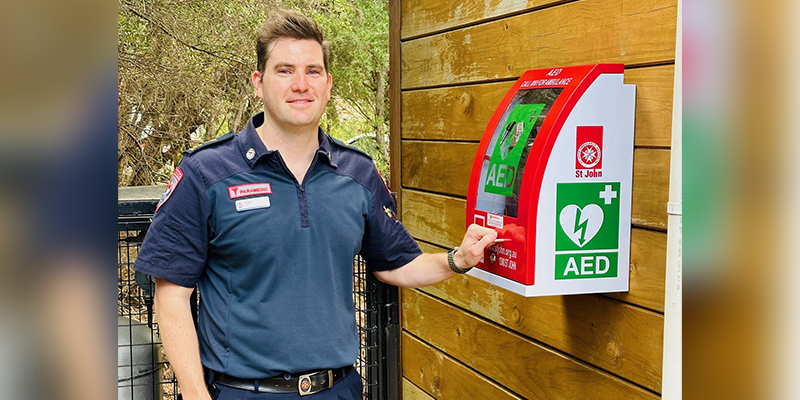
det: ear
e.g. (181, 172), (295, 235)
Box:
(325, 73), (332, 101)
(252, 70), (264, 99)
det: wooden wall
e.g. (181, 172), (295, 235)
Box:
(389, 0), (677, 398)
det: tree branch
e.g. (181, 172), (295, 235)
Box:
(121, 2), (248, 68)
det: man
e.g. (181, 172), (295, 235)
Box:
(134, 9), (497, 400)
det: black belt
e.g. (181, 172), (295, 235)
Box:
(209, 366), (352, 396)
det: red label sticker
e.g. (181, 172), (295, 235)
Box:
(575, 126), (603, 170)
(156, 167), (184, 212)
(228, 183), (272, 199)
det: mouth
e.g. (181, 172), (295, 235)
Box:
(287, 99), (313, 104)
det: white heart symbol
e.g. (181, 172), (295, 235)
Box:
(559, 204), (604, 247)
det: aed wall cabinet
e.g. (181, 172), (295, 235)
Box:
(466, 64), (635, 297)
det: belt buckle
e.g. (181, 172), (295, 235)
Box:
(298, 370), (333, 396)
(298, 373), (313, 396)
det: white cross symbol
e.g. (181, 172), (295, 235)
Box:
(599, 185), (617, 204)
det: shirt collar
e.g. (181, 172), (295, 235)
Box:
(236, 112), (337, 169)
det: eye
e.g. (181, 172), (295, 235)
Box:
(278, 68), (292, 74)
(307, 69), (321, 75)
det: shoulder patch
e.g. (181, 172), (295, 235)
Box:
(184, 130), (235, 156)
(156, 167), (183, 212)
(328, 136), (372, 160)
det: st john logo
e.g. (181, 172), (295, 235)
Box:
(575, 126), (603, 179)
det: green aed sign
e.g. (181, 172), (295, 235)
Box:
(555, 252), (618, 280)
(484, 104), (545, 196)
(555, 182), (621, 280)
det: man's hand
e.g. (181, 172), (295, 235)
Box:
(372, 224), (498, 288)
(452, 224), (498, 270)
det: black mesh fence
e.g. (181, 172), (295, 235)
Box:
(117, 192), (398, 399)
(118, 216), (176, 400)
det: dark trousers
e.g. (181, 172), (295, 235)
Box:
(206, 368), (363, 400)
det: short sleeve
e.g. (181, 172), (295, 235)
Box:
(133, 157), (210, 287)
(359, 168), (422, 272)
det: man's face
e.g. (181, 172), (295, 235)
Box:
(252, 38), (332, 132)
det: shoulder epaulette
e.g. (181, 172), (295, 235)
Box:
(328, 135), (372, 160)
(184, 131), (235, 156)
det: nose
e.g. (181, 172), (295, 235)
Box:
(292, 73), (309, 92)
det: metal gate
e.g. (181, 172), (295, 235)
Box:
(118, 186), (399, 400)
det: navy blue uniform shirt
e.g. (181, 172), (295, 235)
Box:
(134, 112), (421, 378)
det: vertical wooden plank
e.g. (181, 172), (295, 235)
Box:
(390, 3), (406, 398)
(390, 0), (403, 214)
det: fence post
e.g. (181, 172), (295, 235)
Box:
(382, 284), (401, 400)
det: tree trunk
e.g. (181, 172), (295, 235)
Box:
(205, 110), (217, 142)
(232, 82), (250, 132)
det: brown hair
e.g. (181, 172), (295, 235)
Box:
(256, 9), (330, 75)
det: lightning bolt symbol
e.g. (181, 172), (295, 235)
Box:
(573, 209), (590, 246)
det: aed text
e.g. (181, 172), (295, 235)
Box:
(555, 252), (618, 280)
(575, 169), (602, 178)
(486, 164), (516, 188)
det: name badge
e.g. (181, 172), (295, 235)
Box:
(235, 196), (270, 212)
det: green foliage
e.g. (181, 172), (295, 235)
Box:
(315, 0), (390, 178)
(118, 0), (390, 185)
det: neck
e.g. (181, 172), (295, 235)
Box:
(255, 118), (321, 184)
(256, 118), (320, 156)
